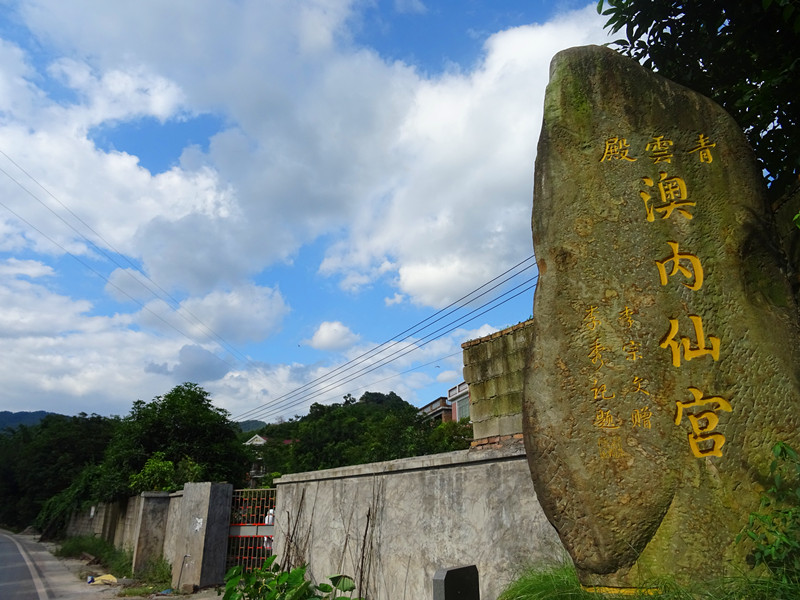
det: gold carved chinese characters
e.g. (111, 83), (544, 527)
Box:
(600, 132), (732, 459)
(583, 303), (651, 458)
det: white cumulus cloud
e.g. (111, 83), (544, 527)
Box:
(307, 321), (361, 351)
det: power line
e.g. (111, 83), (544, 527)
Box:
(0, 150), (538, 418)
(251, 275), (537, 420)
(0, 151), (252, 366)
(233, 254), (535, 420)
(232, 255), (537, 421)
(249, 277), (537, 421)
(238, 270), (538, 422)
(253, 350), (464, 422)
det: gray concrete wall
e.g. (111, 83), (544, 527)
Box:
(112, 496), (139, 552)
(132, 492), (171, 574)
(462, 320), (533, 443)
(163, 491), (184, 565)
(66, 503), (110, 539)
(66, 484), (230, 590)
(65, 496), (140, 556)
(170, 482), (233, 593)
(274, 442), (563, 600)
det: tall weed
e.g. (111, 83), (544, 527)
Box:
(55, 535), (132, 578)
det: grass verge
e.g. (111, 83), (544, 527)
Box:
(55, 536), (173, 595)
(55, 535), (132, 578)
(498, 563), (800, 599)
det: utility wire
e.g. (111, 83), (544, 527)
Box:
(250, 275), (537, 420)
(253, 350), (464, 422)
(232, 255), (537, 421)
(0, 150), (538, 418)
(240, 273), (538, 422)
(0, 151), (251, 366)
(234, 253), (536, 419)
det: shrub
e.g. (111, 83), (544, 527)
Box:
(128, 452), (178, 493)
(222, 555), (362, 600)
(741, 441), (800, 584)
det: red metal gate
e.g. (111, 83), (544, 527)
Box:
(227, 488), (276, 571)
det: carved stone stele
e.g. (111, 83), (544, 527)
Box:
(523, 45), (800, 590)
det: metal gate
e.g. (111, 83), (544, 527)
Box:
(227, 488), (276, 571)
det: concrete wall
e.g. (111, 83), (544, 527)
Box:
(113, 495), (139, 552)
(132, 492), (171, 573)
(462, 320), (534, 443)
(66, 502), (112, 539)
(273, 441), (564, 600)
(66, 483), (232, 591)
(163, 491), (184, 565)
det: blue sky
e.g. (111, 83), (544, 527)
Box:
(0, 0), (610, 420)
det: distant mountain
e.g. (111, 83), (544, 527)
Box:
(237, 420), (266, 433)
(0, 410), (55, 432)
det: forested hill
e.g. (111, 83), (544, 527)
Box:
(237, 420), (267, 433)
(0, 410), (55, 431)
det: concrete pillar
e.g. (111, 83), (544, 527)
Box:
(171, 482), (233, 593)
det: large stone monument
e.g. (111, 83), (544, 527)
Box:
(523, 45), (800, 591)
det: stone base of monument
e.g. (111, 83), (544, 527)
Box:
(581, 584), (660, 596)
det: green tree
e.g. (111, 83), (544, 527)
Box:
(425, 418), (474, 454)
(96, 383), (249, 500)
(0, 413), (116, 531)
(598, 0), (800, 201)
(250, 391), (472, 477)
(128, 451), (177, 493)
(289, 391), (425, 472)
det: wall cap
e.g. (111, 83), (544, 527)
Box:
(461, 318), (534, 349)
(275, 444), (527, 485)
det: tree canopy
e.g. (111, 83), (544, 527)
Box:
(96, 382), (249, 500)
(0, 413), (117, 531)
(0, 383), (250, 536)
(0, 385), (470, 535)
(248, 391), (473, 479)
(598, 0), (800, 201)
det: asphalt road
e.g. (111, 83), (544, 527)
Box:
(0, 529), (221, 599)
(0, 531), (49, 599)
(0, 530), (119, 600)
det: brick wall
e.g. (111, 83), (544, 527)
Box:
(461, 319), (533, 444)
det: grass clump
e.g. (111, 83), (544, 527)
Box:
(136, 556), (172, 585)
(498, 563), (595, 599)
(56, 537), (175, 597)
(498, 564), (800, 599)
(55, 535), (132, 578)
(117, 586), (163, 597)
